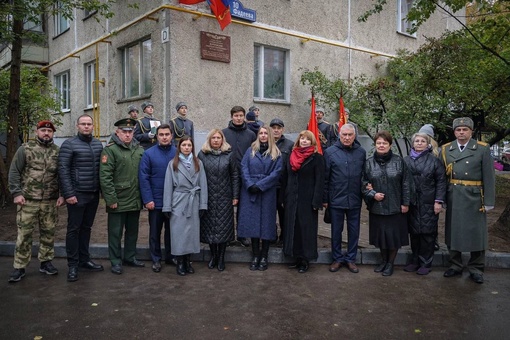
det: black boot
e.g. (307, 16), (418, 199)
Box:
(375, 248), (389, 273)
(208, 244), (218, 269)
(185, 254), (195, 274)
(259, 239), (270, 271)
(217, 243), (227, 272)
(250, 238), (260, 271)
(176, 256), (186, 276)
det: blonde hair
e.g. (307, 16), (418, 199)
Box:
(201, 129), (231, 153)
(411, 132), (439, 157)
(293, 130), (319, 153)
(251, 126), (281, 160)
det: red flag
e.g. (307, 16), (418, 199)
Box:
(207, 0), (232, 30)
(338, 96), (347, 134)
(308, 94), (323, 154)
(179, 0), (205, 4)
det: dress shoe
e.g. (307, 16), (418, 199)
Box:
(346, 262), (359, 273)
(79, 261), (104, 272)
(258, 257), (268, 271)
(123, 259), (145, 267)
(382, 263), (394, 276)
(469, 273), (484, 284)
(329, 261), (342, 272)
(288, 259), (302, 269)
(67, 267), (78, 282)
(374, 262), (387, 273)
(443, 268), (462, 278)
(298, 260), (309, 273)
(111, 264), (123, 275)
(176, 257), (186, 276)
(249, 256), (260, 271)
(403, 263), (419, 272)
(152, 261), (161, 273)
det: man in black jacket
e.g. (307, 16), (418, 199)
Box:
(223, 106), (256, 247)
(59, 114), (104, 282)
(270, 118), (294, 245)
(323, 124), (366, 274)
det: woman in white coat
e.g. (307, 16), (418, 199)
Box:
(163, 136), (208, 276)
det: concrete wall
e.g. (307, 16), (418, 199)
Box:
(45, 0), (464, 144)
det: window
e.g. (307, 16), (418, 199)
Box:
(54, 1), (70, 36)
(398, 0), (416, 36)
(254, 45), (289, 102)
(84, 61), (96, 108)
(54, 71), (70, 111)
(121, 39), (152, 98)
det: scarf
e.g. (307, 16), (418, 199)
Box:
(179, 153), (193, 171)
(290, 146), (315, 171)
(410, 147), (430, 160)
(374, 149), (393, 165)
(259, 142), (269, 155)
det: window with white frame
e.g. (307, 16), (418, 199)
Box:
(54, 1), (70, 36)
(254, 45), (289, 102)
(121, 39), (152, 98)
(85, 61), (96, 108)
(398, 0), (416, 36)
(54, 71), (70, 111)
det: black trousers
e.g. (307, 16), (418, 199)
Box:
(148, 209), (172, 263)
(409, 233), (436, 268)
(66, 192), (100, 267)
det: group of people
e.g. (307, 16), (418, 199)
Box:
(7, 102), (495, 284)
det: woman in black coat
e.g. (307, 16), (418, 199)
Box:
(198, 129), (240, 271)
(363, 131), (412, 276)
(403, 132), (446, 275)
(281, 130), (324, 273)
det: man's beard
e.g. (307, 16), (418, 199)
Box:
(37, 136), (53, 145)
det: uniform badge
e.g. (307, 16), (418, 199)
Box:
(101, 155), (108, 163)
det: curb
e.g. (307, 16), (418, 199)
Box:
(1, 241), (509, 269)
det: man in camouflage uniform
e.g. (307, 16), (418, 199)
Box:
(100, 118), (145, 275)
(8, 120), (65, 283)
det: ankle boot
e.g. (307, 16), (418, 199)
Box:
(176, 256), (186, 276)
(217, 243), (227, 271)
(250, 238), (261, 271)
(382, 263), (394, 276)
(185, 254), (195, 274)
(259, 239), (270, 271)
(208, 244), (218, 269)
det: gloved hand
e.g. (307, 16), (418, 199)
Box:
(248, 185), (261, 194)
(162, 212), (171, 219)
(148, 132), (155, 139)
(199, 209), (206, 218)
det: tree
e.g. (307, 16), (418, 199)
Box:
(0, 1), (114, 205)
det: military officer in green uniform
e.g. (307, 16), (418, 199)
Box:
(441, 117), (495, 284)
(8, 120), (65, 283)
(100, 118), (145, 274)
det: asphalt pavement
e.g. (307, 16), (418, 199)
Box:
(1, 257), (509, 339)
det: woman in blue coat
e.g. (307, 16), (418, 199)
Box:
(238, 126), (282, 271)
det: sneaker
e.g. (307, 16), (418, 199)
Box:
(8, 268), (25, 283)
(39, 261), (58, 275)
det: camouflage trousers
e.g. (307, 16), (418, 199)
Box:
(13, 199), (58, 269)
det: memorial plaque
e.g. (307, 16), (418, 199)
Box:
(200, 31), (231, 63)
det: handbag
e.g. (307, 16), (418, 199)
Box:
(323, 207), (331, 224)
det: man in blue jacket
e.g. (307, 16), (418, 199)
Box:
(323, 124), (366, 274)
(139, 124), (177, 272)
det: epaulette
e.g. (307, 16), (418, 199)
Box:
(477, 141), (488, 147)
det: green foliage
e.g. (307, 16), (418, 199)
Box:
(0, 66), (63, 135)
(301, 11), (510, 142)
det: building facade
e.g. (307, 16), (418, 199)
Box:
(36, 1), (463, 141)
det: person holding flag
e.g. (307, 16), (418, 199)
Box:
(328, 96), (359, 146)
(306, 94), (324, 154)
